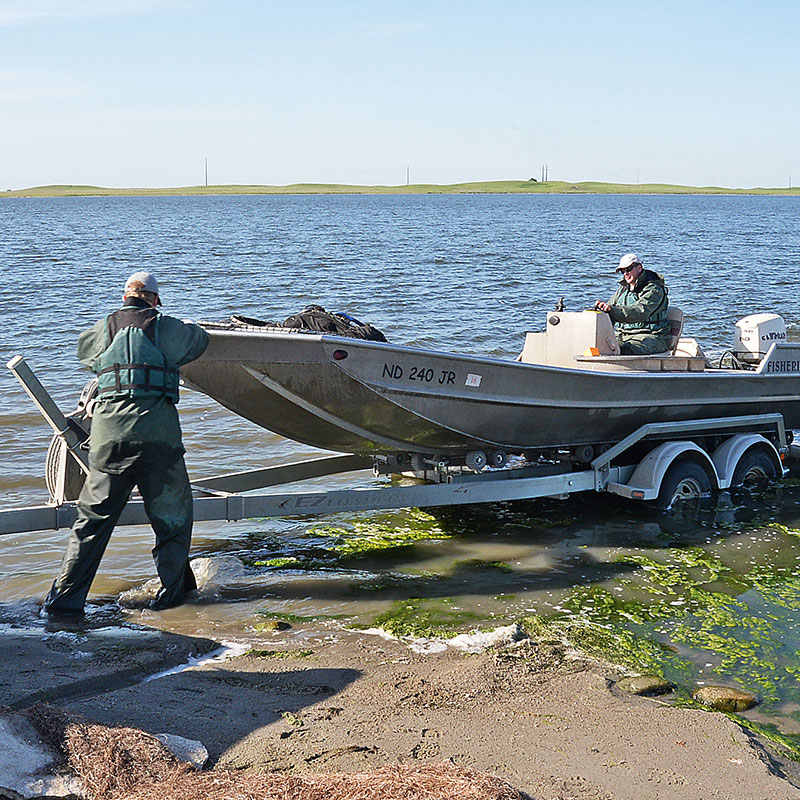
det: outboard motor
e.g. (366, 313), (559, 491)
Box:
(733, 313), (787, 364)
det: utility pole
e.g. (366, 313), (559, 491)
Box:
(204, 158), (208, 187)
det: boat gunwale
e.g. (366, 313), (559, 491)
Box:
(195, 322), (796, 381)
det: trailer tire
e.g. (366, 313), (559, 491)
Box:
(731, 448), (778, 491)
(656, 460), (713, 510)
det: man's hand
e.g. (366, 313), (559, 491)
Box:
(594, 301), (611, 313)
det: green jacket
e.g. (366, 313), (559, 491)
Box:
(78, 300), (209, 473)
(607, 269), (670, 336)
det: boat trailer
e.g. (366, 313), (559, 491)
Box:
(2, 355), (796, 537)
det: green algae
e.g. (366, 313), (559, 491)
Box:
(521, 599), (694, 684)
(350, 578), (403, 592)
(766, 523), (800, 537)
(618, 547), (733, 591)
(253, 620), (291, 632)
(746, 565), (800, 610)
(731, 716), (800, 761)
(373, 597), (480, 638)
(245, 649), (313, 659)
(247, 505), (800, 753)
(349, 573), (427, 592)
(513, 514), (580, 528)
(306, 508), (451, 560)
(521, 537), (800, 721)
(252, 556), (302, 568)
(349, 561), (510, 596)
(244, 510), (453, 574)
(255, 610), (348, 623)
(453, 559), (513, 573)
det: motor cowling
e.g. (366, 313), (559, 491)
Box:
(733, 313), (786, 364)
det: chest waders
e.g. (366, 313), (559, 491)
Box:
(614, 284), (669, 335)
(42, 305), (195, 617)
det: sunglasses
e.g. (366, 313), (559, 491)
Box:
(619, 265), (639, 273)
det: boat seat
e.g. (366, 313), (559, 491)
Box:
(666, 306), (684, 354)
(572, 308), (704, 371)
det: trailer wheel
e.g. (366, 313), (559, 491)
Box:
(656, 460), (713, 510)
(731, 449), (778, 490)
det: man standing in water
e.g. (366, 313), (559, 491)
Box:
(42, 272), (209, 617)
(595, 253), (671, 355)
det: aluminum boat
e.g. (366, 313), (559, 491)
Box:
(180, 311), (800, 461)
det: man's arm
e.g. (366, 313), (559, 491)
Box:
(76, 320), (107, 369)
(596, 284), (624, 314)
(161, 317), (210, 366)
(608, 283), (666, 324)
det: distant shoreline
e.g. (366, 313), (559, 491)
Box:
(3, 180), (799, 198)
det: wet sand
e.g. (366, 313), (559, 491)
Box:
(6, 616), (800, 800)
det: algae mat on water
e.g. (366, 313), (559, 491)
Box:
(245, 509), (451, 571)
(307, 508), (451, 559)
(242, 500), (800, 756)
(522, 530), (800, 758)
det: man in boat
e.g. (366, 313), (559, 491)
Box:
(594, 253), (671, 355)
(42, 272), (209, 618)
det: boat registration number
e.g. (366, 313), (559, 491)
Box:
(382, 363), (457, 385)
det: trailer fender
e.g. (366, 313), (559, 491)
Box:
(712, 434), (782, 489)
(610, 442), (718, 501)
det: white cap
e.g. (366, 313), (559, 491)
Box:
(124, 271), (162, 304)
(616, 253), (641, 272)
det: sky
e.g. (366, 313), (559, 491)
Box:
(1, 0), (798, 189)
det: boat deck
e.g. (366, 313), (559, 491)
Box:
(573, 353), (708, 372)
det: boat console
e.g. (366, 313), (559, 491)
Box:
(519, 309), (706, 372)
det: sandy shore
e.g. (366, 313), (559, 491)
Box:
(5, 614), (800, 800)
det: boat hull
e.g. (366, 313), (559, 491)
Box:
(181, 327), (800, 455)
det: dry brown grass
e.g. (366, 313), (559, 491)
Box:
(25, 704), (525, 800)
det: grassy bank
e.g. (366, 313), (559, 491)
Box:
(3, 180), (800, 198)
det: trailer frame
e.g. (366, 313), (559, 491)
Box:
(1, 355), (793, 537)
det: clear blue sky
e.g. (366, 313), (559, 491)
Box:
(1, 0), (797, 189)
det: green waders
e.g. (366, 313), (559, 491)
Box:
(617, 331), (672, 355)
(42, 299), (208, 617)
(43, 456), (196, 615)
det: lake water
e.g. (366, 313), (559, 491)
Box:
(2, 194), (800, 744)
